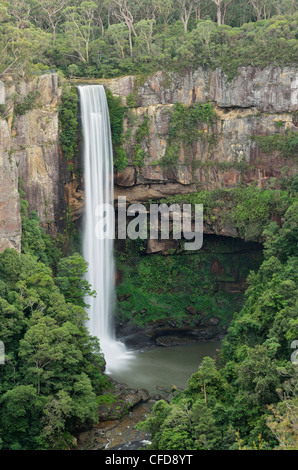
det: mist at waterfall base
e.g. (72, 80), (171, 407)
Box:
(79, 85), (134, 375)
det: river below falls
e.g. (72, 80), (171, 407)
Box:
(108, 340), (221, 394)
(77, 340), (221, 450)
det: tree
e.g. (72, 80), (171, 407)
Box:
(266, 365), (298, 450)
(188, 357), (227, 405)
(211, 0), (223, 25)
(93, 0), (109, 37)
(135, 0), (157, 21)
(158, 404), (194, 450)
(195, 20), (217, 58)
(6, 0), (31, 30)
(177, 0), (199, 33)
(236, 345), (281, 406)
(0, 22), (50, 76)
(191, 400), (222, 449)
(55, 252), (96, 308)
(105, 22), (129, 60)
(0, 385), (47, 449)
(63, 2), (97, 64)
(39, 0), (67, 45)
(152, 0), (173, 32)
(110, 0), (137, 58)
(135, 19), (155, 54)
(18, 313), (82, 395)
(41, 390), (72, 449)
(248, 0), (274, 21)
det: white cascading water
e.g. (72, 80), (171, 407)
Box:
(78, 85), (132, 374)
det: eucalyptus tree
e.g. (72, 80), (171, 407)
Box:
(63, 1), (97, 64)
(176, 0), (200, 33)
(152, 0), (174, 32)
(105, 22), (129, 60)
(0, 20), (50, 75)
(6, 0), (31, 30)
(135, 18), (156, 54)
(110, 0), (138, 57)
(248, 0), (275, 20)
(211, 0), (224, 25)
(38, 0), (67, 44)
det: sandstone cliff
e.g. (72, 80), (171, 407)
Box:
(0, 73), (62, 252)
(0, 67), (297, 253)
(99, 66), (298, 203)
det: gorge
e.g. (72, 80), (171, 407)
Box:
(1, 66), (296, 342)
(0, 63), (297, 450)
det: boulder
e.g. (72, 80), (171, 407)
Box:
(207, 317), (220, 327)
(146, 238), (177, 254)
(115, 166), (136, 187)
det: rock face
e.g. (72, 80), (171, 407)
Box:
(102, 66), (298, 110)
(0, 67), (297, 252)
(100, 66), (298, 203)
(0, 73), (62, 251)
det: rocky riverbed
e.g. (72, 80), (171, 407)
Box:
(75, 338), (221, 451)
(76, 378), (179, 451)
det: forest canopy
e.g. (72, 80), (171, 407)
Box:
(0, 0), (297, 79)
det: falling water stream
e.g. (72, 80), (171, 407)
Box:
(79, 85), (133, 374)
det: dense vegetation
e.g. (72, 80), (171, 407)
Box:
(58, 84), (79, 164)
(156, 184), (294, 241)
(138, 178), (298, 450)
(116, 235), (263, 328)
(0, 0), (297, 452)
(160, 102), (219, 167)
(0, 187), (109, 450)
(0, 1), (297, 81)
(115, 183), (296, 330)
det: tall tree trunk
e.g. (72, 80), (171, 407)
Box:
(128, 26), (133, 57)
(217, 5), (222, 25)
(52, 23), (56, 45)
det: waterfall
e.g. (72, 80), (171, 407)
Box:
(78, 85), (132, 374)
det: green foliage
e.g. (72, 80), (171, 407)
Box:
(161, 102), (218, 166)
(0, 190), (109, 450)
(13, 91), (41, 116)
(132, 144), (146, 168)
(58, 85), (79, 162)
(0, 385), (47, 450)
(0, 0), (297, 80)
(18, 178), (62, 270)
(140, 180), (298, 450)
(132, 114), (150, 168)
(136, 114), (150, 143)
(253, 131), (298, 159)
(0, 15), (51, 77)
(55, 253), (96, 308)
(126, 93), (138, 108)
(0, 246), (107, 449)
(157, 186), (294, 241)
(116, 235), (262, 327)
(113, 145), (128, 172)
(0, 103), (7, 117)
(105, 89), (128, 171)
